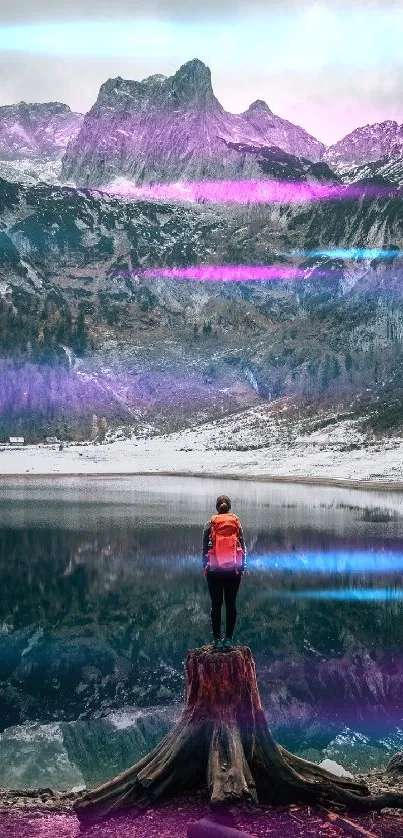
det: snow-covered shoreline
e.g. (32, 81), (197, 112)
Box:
(1, 406), (403, 490)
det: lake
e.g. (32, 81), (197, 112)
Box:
(0, 475), (403, 790)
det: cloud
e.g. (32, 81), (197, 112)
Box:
(0, 54), (161, 111)
(0, 2), (402, 145)
(2, 0), (402, 23)
(1, 8), (402, 70)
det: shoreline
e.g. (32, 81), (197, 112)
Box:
(1, 408), (403, 490)
(1, 470), (403, 492)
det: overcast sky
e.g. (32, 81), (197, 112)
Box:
(0, 0), (402, 144)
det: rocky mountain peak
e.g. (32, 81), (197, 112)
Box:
(174, 57), (211, 83)
(325, 120), (403, 166)
(94, 60), (217, 111)
(241, 98), (325, 162)
(169, 58), (216, 107)
(97, 76), (135, 100)
(245, 99), (275, 117)
(2, 101), (80, 123)
(17, 101), (74, 115)
(0, 101), (83, 164)
(372, 120), (398, 130)
(141, 74), (167, 86)
(61, 58), (327, 185)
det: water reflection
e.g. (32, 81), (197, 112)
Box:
(0, 475), (402, 630)
(0, 475), (403, 749)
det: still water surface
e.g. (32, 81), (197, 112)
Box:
(0, 475), (403, 788)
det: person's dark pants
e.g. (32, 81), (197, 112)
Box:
(206, 571), (241, 640)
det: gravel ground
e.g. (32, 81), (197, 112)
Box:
(1, 784), (403, 838)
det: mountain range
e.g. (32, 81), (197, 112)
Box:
(0, 59), (402, 187)
(61, 59), (327, 187)
(1, 58), (403, 441)
(1, 163), (403, 439)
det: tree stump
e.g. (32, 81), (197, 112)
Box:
(74, 646), (403, 824)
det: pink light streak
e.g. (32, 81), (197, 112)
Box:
(141, 265), (303, 281)
(101, 179), (398, 205)
(135, 265), (331, 282)
(139, 265), (317, 282)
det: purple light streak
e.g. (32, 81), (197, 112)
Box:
(0, 361), (249, 422)
(101, 178), (399, 205)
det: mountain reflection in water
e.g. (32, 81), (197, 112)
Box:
(0, 475), (403, 786)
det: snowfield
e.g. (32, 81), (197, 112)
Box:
(1, 404), (403, 487)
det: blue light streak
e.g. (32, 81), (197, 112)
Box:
(253, 549), (403, 574)
(277, 588), (403, 601)
(292, 249), (402, 261)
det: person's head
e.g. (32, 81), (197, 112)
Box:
(216, 495), (231, 514)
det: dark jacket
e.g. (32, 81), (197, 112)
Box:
(202, 519), (246, 572)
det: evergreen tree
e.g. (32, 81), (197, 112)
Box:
(99, 417), (108, 443)
(345, 351), (353, 372)
(74, 307), (87, 356)
(91, 414), (99, 441)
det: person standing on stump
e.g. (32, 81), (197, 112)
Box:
(203, 494), (246, 649)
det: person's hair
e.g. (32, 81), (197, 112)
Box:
(216, 495), (231, 513)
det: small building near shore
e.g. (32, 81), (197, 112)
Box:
(45, 436), (59, 444)
(9, 436), (25, 445)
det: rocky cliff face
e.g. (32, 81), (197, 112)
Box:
(241, 99), (325, 162)
(0, 102), (83, 186)
(1, 168), (403, 438)
(325, 120), (403, 168)
(0, 102), (83, 160)
(0, 706), (179, 791)
(61, 59), (325, 187)
(330, 155), (403, 187)
(2, 169), (403, 323)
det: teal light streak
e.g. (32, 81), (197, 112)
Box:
(0, 10), (402, 69)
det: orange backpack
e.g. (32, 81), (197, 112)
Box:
(207, 513), (243, 570)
